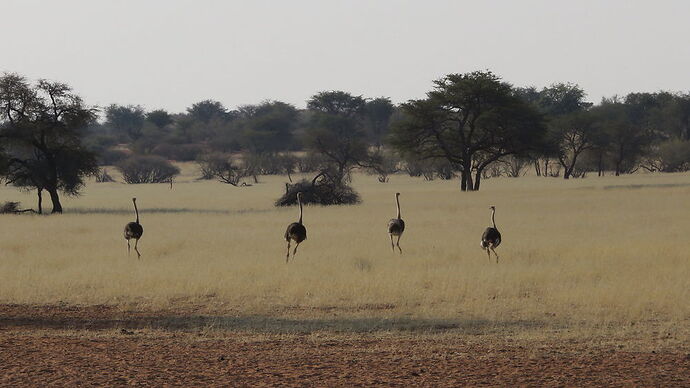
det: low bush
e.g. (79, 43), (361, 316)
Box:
(275, 176), (361, 206)
(116, 155), (180, 184)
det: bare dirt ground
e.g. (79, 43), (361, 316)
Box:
(1, 304), (689, 387)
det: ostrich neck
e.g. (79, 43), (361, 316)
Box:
(134, 202), (140, 224)
(298, 198), (303, 224)
(491, 209), (496, 229)
(396, 196), (401, 219)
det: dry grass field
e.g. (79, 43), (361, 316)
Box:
(2, 165), (690, 385)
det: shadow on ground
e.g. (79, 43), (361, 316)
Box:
(0, 310), (547, 334)
(65, 208), (272, 216)
(590, 182), (690, 190)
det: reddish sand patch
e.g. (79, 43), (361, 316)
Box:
(1, 304), (689, 386)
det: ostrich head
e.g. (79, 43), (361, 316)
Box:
(396, 192), (400, 197)
(489, 205), (495, 210)
(132, 197), (137, 203)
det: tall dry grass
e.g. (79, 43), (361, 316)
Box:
(1, 165), (689, 333)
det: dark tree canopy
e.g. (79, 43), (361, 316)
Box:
(0, 73), (98, 213)
(363, 97), (395, 148)
(239, 101), (299, 153)
(146, 109), (173, 129)
(390, 71), (546, 191)
(535, 83), (592, 116)
(625, 92), (690, 141)
(105, 104), (146, 141)
(307, 91), (366, 118)
(592, 100), (651, 175)
(187, 99), (230, 123)
(529, 83), (595, 179)
(548, 111), (598, 179)
(304, 91), (369, 182)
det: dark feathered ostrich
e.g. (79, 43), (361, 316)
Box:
(387, 192), (405, 254)
(124, 198), (144, 258)
(284, 192), (307, 262)
(480, 206), (501, 263)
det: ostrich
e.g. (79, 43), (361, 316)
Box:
(124, 197), (144, 258)
(284, 192), (307, 262)
(387, 192), (405, 254)
(480, 206), (501, 263)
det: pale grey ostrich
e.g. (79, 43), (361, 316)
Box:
(480, 206), (501, 263)
(285, 192), (307, 262)
(124, 197), (144, 258)
(387, 192), (405, 254)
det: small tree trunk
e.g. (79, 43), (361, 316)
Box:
(563, 156), (578, 180)
(460, 159), (474, 191)
(473, 169), (482, 191)
(465, 171), (474, 191)
(48, 189), (63, 214)
(598, 153), (604, 177)
(37, 188), (43, 215)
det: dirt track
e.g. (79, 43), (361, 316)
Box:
(1, 304), (689, 386)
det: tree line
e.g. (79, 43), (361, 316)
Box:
(1, 71), (689, 213)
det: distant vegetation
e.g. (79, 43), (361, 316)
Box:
(116, 155), (180, 184)
(1, 70), (689, 212)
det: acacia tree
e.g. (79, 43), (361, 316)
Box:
(178, 99), (236, 143)
(593, 100), (650, 175)
(1, 156), (48, 213)
(307, 91), (365, 118)
(0, 73), (98, 213)
(363, 97), (395, 148)
(187, 99), (231, 123)
(196, 153), (254, 186)
(240, 100), (299, 153)
(390, 71), (546, 191)
(304, 91), (369, 182)
(146, 109), (173, 129)
(104, 104), (146, 141)
(535, 83), (594, 179)
(663, 93), (690, 141)
(550, 111), (598, 179)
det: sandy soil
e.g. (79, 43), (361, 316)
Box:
(1, 304), (689, 387)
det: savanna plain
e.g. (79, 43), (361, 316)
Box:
(1, 165), (689, 386)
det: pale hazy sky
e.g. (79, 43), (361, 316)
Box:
(2, 0), (689, 112)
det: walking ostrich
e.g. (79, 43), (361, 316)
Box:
(124, 198), (144, 258)
(480, 206), (501, 263)
(284, 192), (307, 262)
(387, 192), (405, 254)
